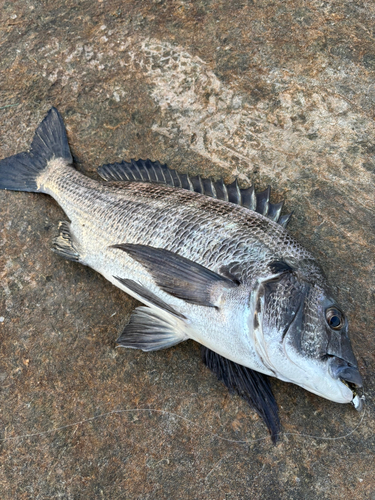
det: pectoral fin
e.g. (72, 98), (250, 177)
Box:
(201, 347), (281, 443)
(111, 244), (238, 308)
(117, 306), (188, 351)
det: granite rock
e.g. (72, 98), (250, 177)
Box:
(0, 1), (374, 498)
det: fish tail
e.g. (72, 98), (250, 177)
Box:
(0, 107), (72, 193)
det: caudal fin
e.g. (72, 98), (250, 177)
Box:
(0, 107), (72, 193)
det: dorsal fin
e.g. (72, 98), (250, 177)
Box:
(97, 159), (292, 226)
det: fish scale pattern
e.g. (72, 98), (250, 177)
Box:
(43, 161), (318, 287)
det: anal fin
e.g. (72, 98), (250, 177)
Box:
(52, 221), (80, 262)
(117, 306), (188, 351)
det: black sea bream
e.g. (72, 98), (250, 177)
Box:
(0, 108), (364, 442)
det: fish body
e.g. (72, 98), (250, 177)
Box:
(40, 159), (308, 371)
(0, 108), (364, 441)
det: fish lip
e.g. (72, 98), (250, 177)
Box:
(329, 357), (363, 389)
(338, 374), (362, 391)
(329, 356), (364, 408)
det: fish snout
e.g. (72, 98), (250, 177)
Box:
(330, 357), (363, 388)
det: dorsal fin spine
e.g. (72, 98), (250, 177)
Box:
(222, 180), (229, 202)
(156, 163), (165, 183)
(131, 159), (142, 180)
(187, 175), (194, 191)
(161, 164), (168, 184)
(264, 201), (269, 216)
(163, 164), (173, 185)
(140, 160), (149, 181)
(171, 169), (181, 188)
(215, 179), (229, 202)
(139, 160), (151, 182)
(153, 162), (162, 182)
(236, 180), (241, 204)
(268, 201), (284, 222)
(123, 162), (132, 180)
(97, 159), (291, 227)
(198, 176), (204, 194)
(241, 186), (256, 211)
(278, 213), (292, 227)
(209, 179), (217, 198)
(256, 186), (270, 216)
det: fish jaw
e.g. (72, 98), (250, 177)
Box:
(232, 302), (356, 404)
(281, 339), (357, 404)
(297, 370), (354, 404)
(251, 293), (358, 403)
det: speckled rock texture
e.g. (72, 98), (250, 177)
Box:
(0, 1), (374, 498)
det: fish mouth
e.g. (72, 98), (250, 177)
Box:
(329, 357), (364, 411)
(336, 364), (362, 390)
(339, 378), (365, 411)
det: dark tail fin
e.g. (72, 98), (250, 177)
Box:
(0, 107), (72, 193)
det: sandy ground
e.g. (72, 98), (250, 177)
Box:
(0, 1), (374, 498)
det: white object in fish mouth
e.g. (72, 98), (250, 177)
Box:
(352, 394), (365, 412)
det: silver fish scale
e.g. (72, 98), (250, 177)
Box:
(0, 107), (363, 425)
(44, 163), (316, 285)
(301, 287), (327, 357)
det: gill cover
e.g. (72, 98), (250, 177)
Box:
(262, 265), (363, 394)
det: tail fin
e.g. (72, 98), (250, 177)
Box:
(0, 107), (72, 193)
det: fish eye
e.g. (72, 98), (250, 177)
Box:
(325, 307), (344, 330)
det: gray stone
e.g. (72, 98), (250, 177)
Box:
(0, 1), (374, 498)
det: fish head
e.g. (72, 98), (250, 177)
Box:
(257, 265), (363, 407)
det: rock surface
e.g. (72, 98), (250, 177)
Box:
(0, 1), (374, 498)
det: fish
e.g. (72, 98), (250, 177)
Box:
(0, 107), (364, 442)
